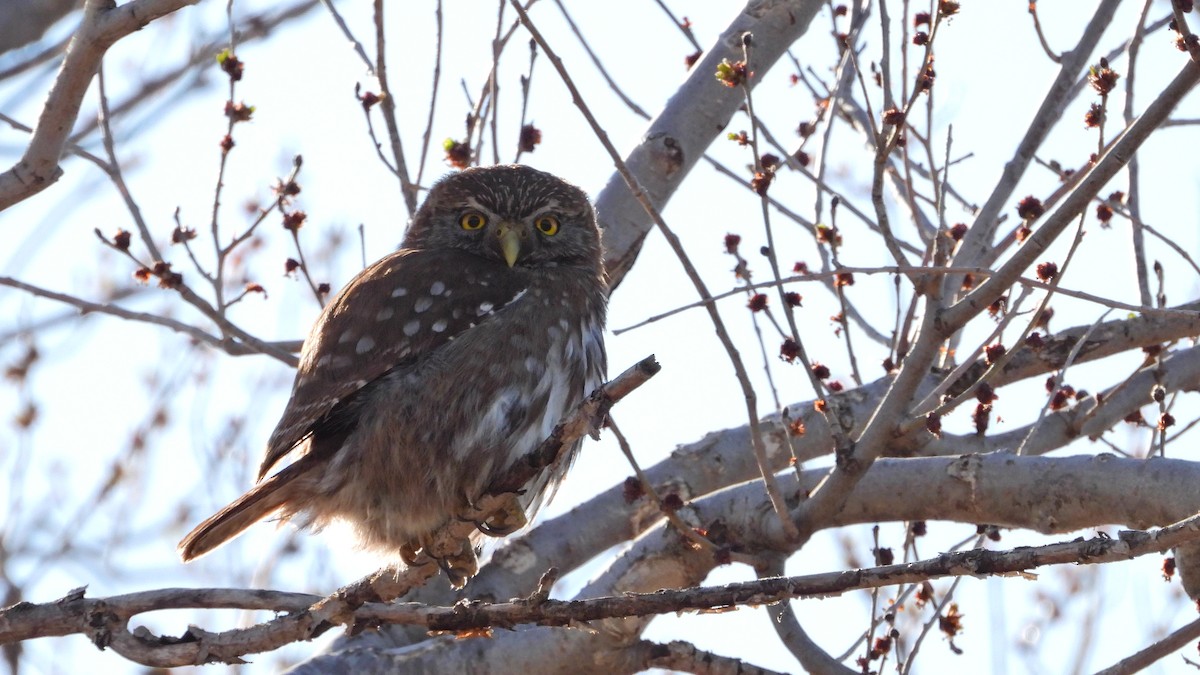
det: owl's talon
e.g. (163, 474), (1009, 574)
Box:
(435, 557), (461, 586)
(437, 546), (478, 588)
(399, 542), (421, 566)
(476, 494), (527, 538)
(475, 520), (518, 537)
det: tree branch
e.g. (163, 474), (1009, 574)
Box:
(0, 0), (202, 210)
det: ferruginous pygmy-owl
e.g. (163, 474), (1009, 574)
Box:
(179, 165), (607, 580)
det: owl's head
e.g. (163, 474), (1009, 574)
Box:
(403, 165), (602, 271)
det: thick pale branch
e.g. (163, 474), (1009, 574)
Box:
(450, 307), (1200, 606)
(0, 588), (319, 644)
(373, 513), (1200, 630)
(11, 451), (1200, 669)
(592, 0), (825, 288)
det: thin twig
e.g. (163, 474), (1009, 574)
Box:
(1125, 0), (1155, 307)
(0, 276), (300, 358)
(737, 33), (832, 410)
(551, 0), (651, 118)
(415, 0), (443, 188)
(1015, 308), (1113, 456)
(1027, 1), (1062, 63)
(318, 0), (375, 74)
(650, 0), (702, 52)
(372, 0), (418, 216)
(1094, 616), (1200, 675)
(608, 416), (714, 552)
(489, 0), (504, 166)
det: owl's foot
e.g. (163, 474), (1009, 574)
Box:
(435, 545), (478, 588)
(460, 492), (527, 537)
(400, 529), (479, 588)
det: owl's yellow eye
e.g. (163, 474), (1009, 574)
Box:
(534, 215), (559, 236)
(460, 212), (487, 230)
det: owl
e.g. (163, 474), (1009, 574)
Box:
(179, 165), (607, 582)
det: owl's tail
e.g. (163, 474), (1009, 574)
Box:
(177, 461), (310, 561)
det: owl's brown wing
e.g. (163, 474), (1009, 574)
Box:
(259, 247), (530, 479)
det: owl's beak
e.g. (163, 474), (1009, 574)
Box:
(496, 222), (523, 267)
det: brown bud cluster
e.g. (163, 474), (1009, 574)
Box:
(925, 412), (942, 437)
(984, 343), (1006, 365)
(171, 226), (197, 244)
(443, 138), (472, 169)
(987, 295), (1007, 318)
(750, 171), (773, 196)
(1088, 60), (1120, 96)
(134, 261), (183, 289)
(727, 131), (750, 146)
(780, 338), (800, 363)
(1036, 261), (1058, 282)
(217, 49), (243, 81)
(1017, 196), (1045, 221)
(359, 90), (381, 111)
(787, 418), (806, 436)
(816, 224), (841, 246)
(715, 59), (752, 87)
(224, 101), (255, 123)
(724, 233), (741, 253)
(919, 64), (936, 91)
(622, 476), (644, 503)
(518, 124), (542, 153)
(282, 210), (307, 232)
(274, 178), (301, 198)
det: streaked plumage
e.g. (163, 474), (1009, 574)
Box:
(179, 165), (607, 581)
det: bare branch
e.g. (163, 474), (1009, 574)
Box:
(0, 0), (203, 210)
